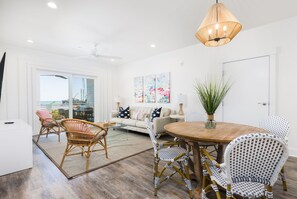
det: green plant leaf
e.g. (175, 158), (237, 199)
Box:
(194, 78), (232, 115)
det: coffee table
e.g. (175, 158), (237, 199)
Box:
(97, 122), (129, 140)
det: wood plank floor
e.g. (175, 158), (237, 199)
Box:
(0, 143), (296, 199)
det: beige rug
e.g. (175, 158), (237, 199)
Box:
(33, 129), (154, 179)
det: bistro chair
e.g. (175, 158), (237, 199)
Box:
(145, 118), (193, 198)
(60, 119), (108, 172)
(185, 112), (218, 157)
(201, 133), (288, 199)
(260, 116), (290, 191)
(36, 109), (62, 142)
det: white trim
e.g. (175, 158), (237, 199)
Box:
(289, 147), (297, 157)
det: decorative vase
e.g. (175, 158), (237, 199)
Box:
(205, 114), (216, 129)
(178, 103), (184, 115)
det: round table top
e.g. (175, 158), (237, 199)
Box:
(164, 122), (267, 143)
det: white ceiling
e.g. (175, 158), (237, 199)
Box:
(0, 0), (297, 65)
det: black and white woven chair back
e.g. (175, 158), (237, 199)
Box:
(224, 133), (288, 186)
(259, 116), (290, 141)
(185, 112), (203, 122)
(145, 118), (158, 153)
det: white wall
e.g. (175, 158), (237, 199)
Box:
(0, 42), (116, 133)
(116, 16), (297, 157)
(116, 44), (219, 117)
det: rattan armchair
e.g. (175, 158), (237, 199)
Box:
(201, 133), (288, 199)
(36, 109), (62, 142)
(60, 119), (108, 172)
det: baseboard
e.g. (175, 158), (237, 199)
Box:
(289, 147), (297, 157)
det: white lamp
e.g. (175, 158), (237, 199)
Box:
(177, 94), (186, 115)
(114, 96), (121, 111)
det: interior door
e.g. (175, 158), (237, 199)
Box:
(222, 56), (270, 127)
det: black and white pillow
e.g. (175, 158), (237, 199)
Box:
(151, 107), (162, 122)
(118, 106), (130, 119)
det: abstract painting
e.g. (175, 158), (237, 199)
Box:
(144, 74), (156, 103)
(156, 72), (170, 103)
(134, 76), (144, 103)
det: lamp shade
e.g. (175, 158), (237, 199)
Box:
(195, 3), (242, 47)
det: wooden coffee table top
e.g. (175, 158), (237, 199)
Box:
(164, 122), (267, 143)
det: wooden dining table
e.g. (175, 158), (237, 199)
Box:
(164, 121), (267, 199)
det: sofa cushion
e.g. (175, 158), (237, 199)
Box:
(122, 119), (137, 126)
(118, 106), (130, 118)
(135, 121), (146, 129)
(130, 107), (152, 115)
(138, 111), (150, 121)
(110, 118), (123, 123)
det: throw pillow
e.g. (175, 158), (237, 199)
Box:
(151, 107), (162, 122)
(118, 106), (130, 119)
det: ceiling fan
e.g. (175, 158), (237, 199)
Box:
(74, 44), (122, 61)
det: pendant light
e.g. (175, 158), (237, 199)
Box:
(195, 0), (242, 47)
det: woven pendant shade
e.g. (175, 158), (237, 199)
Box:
(195, 3), (242, 47)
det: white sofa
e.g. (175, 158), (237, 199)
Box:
(110, 106), (175, 135)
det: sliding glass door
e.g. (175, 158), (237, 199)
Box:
(72, 77), (95, 122)
(38, 72), (95, 122)
(39, 74), (70, 120)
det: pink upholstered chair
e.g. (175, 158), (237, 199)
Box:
(36, 109), (61, 142)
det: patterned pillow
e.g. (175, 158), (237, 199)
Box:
(151, 107), (162, 122)
(118, 107), (130, 119)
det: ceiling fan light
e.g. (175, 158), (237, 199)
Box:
(195, 3), (242, 47)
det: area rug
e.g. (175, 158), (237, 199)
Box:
(33, 129), (154, 179)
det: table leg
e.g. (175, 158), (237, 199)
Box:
(216, 144), (225, 163)
(188, 141), (202, 199)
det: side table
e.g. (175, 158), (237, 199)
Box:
(170, 114), (185, 122)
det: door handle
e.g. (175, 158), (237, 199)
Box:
(258, 102), (268, 106)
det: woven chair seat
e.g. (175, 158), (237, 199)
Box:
(209, 161), (266, 198)
(158, 147), (187, 161)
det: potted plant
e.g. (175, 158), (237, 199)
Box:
(194, 78), (231, 129)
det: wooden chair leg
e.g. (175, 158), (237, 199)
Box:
(58, 126), (61, 142)
(46, 128), (49, 138)
(266, 186), (273, 199)
(184, 161), (193, 199)
(86, 146), (91, 172)
(280, 166), (288, 191)
(154, 158), (159, 196)
(226, 184), (231, 199)
(36, 127), (43, 143)
(60, 143), (70, 168)
(103, 136), (108, 159)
